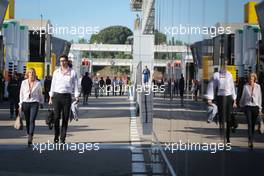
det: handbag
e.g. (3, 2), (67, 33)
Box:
(46, 106), (54, 130)
(14, 113), (23, 130)
(231, 110), (238, 133)
(258, 114), (264, 134)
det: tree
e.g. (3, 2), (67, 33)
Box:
(78, 38), (88, 44)
(154, 29), (167, 45)
(89, 26), (133, 59)
(90, 26), (133, 44)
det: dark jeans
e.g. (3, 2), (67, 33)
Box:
(22, 102), (39, 136)
(216, 95), (233, 143)
(82, 89), (90, 103)
(10, 98), (19, 118)
(244, 106), (259, 143)
(44, 91), (50, 103)
(53, 93), (72, 142)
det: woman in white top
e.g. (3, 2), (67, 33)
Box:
(240, 73), (262, 149)
(19, 68), (44, 147)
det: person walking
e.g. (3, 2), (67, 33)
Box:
(239, 73), (262, 149)
(99, 77), (105, 96)
(49, 55), (79, 144)
(93, 77), (99, 98)
(81, 72), (93, 105)
(142, 66), (150, 84)
(19, 68), (44, 147)
(0, 74), (4, 102)
(105, 76), (111, 96)
(179, 74), (185, 107)
(119, 77), (124, 96)
(112, 77), (118, 96)
(8, 74), (20, 119)
(206, 61), (237, 144)
(44, 76), (52, 103)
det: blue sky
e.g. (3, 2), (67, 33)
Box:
(15, 0), (261, 43)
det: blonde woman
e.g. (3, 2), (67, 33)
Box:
(240, 73), (262, 149)
(19, 68), (44, 147)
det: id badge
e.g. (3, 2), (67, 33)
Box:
(64, 75), (71, 82)
(219, 76), (227, 90)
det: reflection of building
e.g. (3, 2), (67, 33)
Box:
(51, 37), (71, 65)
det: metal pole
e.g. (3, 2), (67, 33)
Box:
(39, 14), (43, 56)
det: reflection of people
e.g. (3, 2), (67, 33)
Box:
(93, 77), (99, 98)
(179, 74), (185, 106)
(49, 55), (79, 144)
(19, 68), (44, 147)
(105, 76), (111, 96)
(142, 66), (150, 84)
(206, 61), (237, 144)
(134, 14), (141, 29)
(99, 77), (105, 96)
(239, 73), (262, 149)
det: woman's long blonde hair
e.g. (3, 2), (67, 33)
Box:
(248, 73), (258, 83)
(25, 68), (37, 80)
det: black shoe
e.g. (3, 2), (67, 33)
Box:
(60, 139), (65, 144)
(54, 137), (59, 143)
(248, 142), (253, 149)
(231, 128), (236, 133)
(28, 135), (33, 148)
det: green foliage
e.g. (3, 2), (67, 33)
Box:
(154, 29), (167, 45)
(90, 26), (133, 44)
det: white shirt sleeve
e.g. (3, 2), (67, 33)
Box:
(19, 81), (25, 108)
(49, 70), (57, 97)
(38, 82), (44, 105)
(230, 74), (237, 100)
(205, 78), (214, 100)
(258, 84), (262, 112)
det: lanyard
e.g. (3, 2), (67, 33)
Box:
(251, 84), (254, 103)
(28, 80), (35, 99)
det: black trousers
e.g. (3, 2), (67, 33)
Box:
(53, 93), (71, 141)
(216, 95), (233, 143)
(244, 106), (259, 143)
(9, 98), (19, 118)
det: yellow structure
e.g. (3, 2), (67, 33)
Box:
(202, 56), (213, 80)
(51, 53), (57, 75)
(4, 0), (15, 20)
(226, 65), (237, 81)
(26, 62), (45, 80)
(244, 1), (258, 24)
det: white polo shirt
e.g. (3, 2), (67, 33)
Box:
(206, 70), (237, 100)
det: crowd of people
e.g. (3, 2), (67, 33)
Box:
(80, 74), (130, 104)
(1, 58), (263, 150)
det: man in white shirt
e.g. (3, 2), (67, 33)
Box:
(49, 55), (79, 143)
(206, 61), (237, 144)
